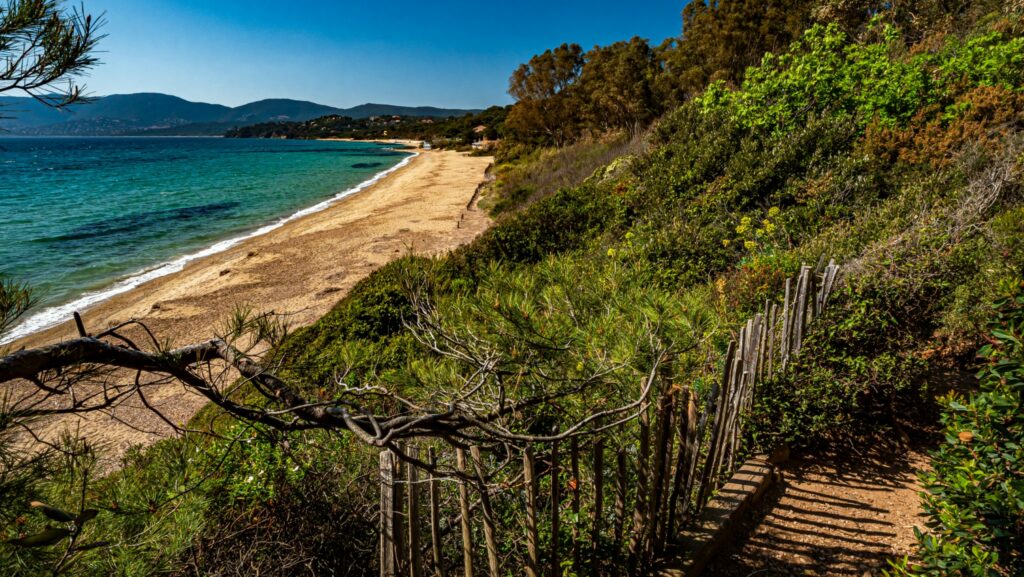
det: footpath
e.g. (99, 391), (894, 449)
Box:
(704, 444), (930, 577)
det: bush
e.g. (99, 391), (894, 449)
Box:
(889, 283), (1024, 576)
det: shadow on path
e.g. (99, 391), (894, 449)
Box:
(703, 444), (931, 577)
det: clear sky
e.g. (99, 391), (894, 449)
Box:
(76, 1), (686, 109)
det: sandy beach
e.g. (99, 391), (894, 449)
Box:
(15, 149), (492, 452)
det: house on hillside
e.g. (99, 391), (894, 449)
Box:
(472, 138), (498, 152)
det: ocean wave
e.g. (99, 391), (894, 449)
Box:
(1, 151), (418, 344)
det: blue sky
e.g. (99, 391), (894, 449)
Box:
(78, 1), (686, 109)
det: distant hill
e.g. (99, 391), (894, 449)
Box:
(0, 93), (482, 136)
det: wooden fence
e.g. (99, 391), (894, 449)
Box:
(377, 260), (841, 577)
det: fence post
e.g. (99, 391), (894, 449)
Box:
(768, 303), (779, 377)
(380, 450), (397, 577)
(782, 277), (793, 368)
(591, 438), (605, 567)
(794, 265), (811, 353)
(680, 391), (699, 523)
(667, 387), (693, 537)
(524, 447), (541, 577)
(627, 386), (652, 571)
(428, 448), (445, 577)
(697, 341), (735, 510)
(550, 437), (561, 577)
(571, 438), (582, 572)
(408, 446), (423, 577)
(648, 385), (674, 556)
(470, 446), (500, 577)
(456, 448), (474, 577)
(613, 447), (627, 561)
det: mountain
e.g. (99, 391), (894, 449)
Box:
(224, 99), (344, 124)
(0, 93), (482, 136)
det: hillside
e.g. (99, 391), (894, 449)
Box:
(225, 105), (509, 144)
(0, 93), (483, 136)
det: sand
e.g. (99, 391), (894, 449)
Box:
(12, 149), (492, 454)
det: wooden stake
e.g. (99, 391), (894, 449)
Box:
(550, 438), (561, 577)
(456, 448), (473, 577)
(648, 386), (674, 555)
(524, 448), (541, 577)
(470, 446), (500, 577)
(428, 448), (445, 577)
(571, 438), (581, 572)
(782, 277), (793, 367)
(696, 342), (735, 509)
(591, 439), (605, 564)
(408, 447), (423, 577)
(380, 450), (397, 577)
(613, 447), (626, 559)
(679, 392), (699, 522)
(627, 392), (652, 570)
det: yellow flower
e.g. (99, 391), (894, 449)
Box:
(607, 248), (616, 257)
(764, 221), (777, 234)
(744, 240), (758, 250)
(768, 206), (781, 218)
(722, 239), (731, 247)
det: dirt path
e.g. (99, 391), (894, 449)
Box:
(705, 445), (931, 577)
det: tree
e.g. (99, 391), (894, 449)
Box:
(505, 43), (585, 145)
(576, 37), (662, 136)
(1, 4), (105, 570)
(1, 0), (104, 109)
(657, 0), (813, 104)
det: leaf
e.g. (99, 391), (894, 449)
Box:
(8, 527), (72, 547)
(29, 501), (75, 523)
(75, 509), (99, 525)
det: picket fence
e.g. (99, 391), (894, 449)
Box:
(377, 260), (841, 577)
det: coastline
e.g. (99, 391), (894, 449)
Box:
(14, 149), (493, 451)
(3, 150), (419, 345)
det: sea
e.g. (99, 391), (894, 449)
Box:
(0, 137), (414, 343)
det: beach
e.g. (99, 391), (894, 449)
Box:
(15, 149), (493, 452)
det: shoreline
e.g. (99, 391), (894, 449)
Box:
(2, 150), (419, 344)
(13, 149), (493, 452)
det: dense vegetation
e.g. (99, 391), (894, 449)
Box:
(3, 1), (1024, 576)
(889, 288), (1024, 576)
(224, 106), (508, 146)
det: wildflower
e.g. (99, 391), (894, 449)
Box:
(607, 248), (616, 257)
(767, 206), (781, 218)
(722, 239), (731, 247)
(744, 240), (758, 250)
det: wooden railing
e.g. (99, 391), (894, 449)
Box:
(377, 260), (841, 577)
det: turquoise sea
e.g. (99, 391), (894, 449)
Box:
(0, 137), (413, 343)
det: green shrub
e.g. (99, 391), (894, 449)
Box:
(889, 283), (1024, 576)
